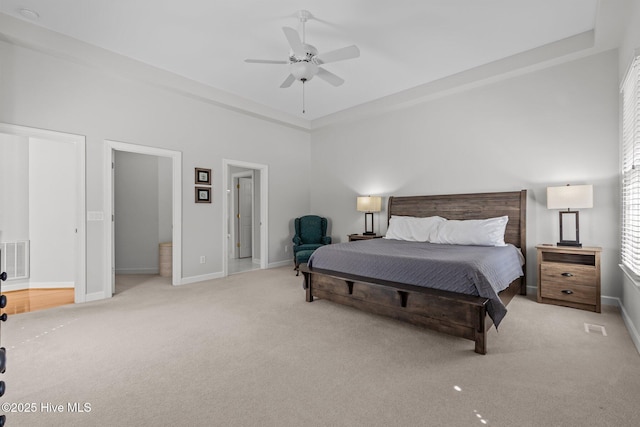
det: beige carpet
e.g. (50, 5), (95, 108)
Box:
(2, 266), (639, 426)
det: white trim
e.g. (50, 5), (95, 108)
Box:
(84, 291), (107, 303)
(222, 159), (268, 277)
(0, 123), (87, 303)
(268, 260), (293, 269)
(104, 140), (182, 299)
(617, 296), (640, 355)
(22, 282), (73, 289)
(2, 282), (74, 292)
(180, 272), (225, 285)
(115, 268), (159, 275)
(620, 263), (640, 289)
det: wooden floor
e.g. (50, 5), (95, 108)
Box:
(2, 288), (74, 314)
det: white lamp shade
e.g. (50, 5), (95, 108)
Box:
(357, 196), (382, 212)
(547, 185), (593, 210)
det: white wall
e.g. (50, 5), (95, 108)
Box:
(114, 151), (170, 274)
(310, 50), (620, 301)
(0, 133), (29, 242)
(0, 134), (75, 288)
(0, 32), (311, 295)
(618, 0), (640, 351)
(28, 137), (75, 286)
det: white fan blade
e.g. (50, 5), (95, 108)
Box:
(316, 68), (344, 87)
(282, 27), (306, 57)
(316, 45), (360, 65)
(245, 59), (288, 64)
(280, 74), (296, 88)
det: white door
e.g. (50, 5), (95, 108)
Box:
(238, 177), (253, 259)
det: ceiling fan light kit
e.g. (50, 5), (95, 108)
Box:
(245, 9), (360, 114)
(290, 61), (318, 82)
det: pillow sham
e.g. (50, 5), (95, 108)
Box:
(384, 215), (446, 242)
(432, 216), (509, 247)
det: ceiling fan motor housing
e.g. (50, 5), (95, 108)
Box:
(289, 44), (317, 62)
(289, 43), (319, 81)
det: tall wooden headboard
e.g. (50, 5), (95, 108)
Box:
(387, 190), (527, 251)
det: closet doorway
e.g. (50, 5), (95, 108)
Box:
(104, 140), (182, 297)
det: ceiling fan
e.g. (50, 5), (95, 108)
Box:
(245, 10), (360, 91)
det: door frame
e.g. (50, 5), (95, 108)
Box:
(104, 140), (182, 297)
(231, 171), (254, 260)
(222, 159), (268, 276)
(0, 123), (87, 303)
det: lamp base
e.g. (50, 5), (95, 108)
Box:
(557, 241), (582, 247)
(362, 232), (376, 236)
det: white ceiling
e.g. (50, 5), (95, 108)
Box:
(0, 0), (604, 121)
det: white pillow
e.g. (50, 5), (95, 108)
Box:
(384, 215), (446, 242)
(432, 216), (509, 247)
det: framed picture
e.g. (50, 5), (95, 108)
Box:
(195, 167), (211, 185)
(195, 187), (211, 203)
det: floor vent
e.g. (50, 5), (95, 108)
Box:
(0, 241), (30, 280)
(584, 323), (607, 336)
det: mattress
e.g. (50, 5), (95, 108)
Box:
(307, 238), (524, 327)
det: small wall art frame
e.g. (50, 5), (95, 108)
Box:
(195, 167), (211, 185)
(195, 187), (211, 203)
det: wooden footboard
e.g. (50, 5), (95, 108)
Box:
(300, 265), (523, 354)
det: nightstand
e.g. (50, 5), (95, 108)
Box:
(348, 234), (383, 241)
(536, 244), (602, 313)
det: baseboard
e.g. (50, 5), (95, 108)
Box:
(601, 295), (621, 307)
(115, 268), (159, 275)
(85, 291), (109, 302)
(179, 271), (225, 285)
(1, 281), (74, 292)
(618, 297), (640, 355)
(268, 260), (293, 269)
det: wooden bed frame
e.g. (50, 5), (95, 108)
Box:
(300, 190), (527, 354)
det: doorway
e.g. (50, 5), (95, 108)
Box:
(0, 123), (86, 303)
(234, 173), (254, 259)
(223, 159), (268, 276)
(104, 140), (182, 297)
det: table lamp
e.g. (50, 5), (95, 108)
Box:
(547, 184), (593, 247)
(356, 196), (382, 235)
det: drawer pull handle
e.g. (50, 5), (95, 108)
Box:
(561, 289), (574, 295)
(561, 272), (574, 277)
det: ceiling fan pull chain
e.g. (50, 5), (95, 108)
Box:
(302, 81), (306, 114)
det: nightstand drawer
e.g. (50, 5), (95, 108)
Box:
(540, 263), (596, 288)
(540, 281), (596, 305)
(536, 245), (602, 313)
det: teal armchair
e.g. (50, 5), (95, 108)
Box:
(293, 215), (331, 275)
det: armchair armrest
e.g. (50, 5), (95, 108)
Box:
(321, 236), (332, 245)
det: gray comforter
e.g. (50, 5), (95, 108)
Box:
(307, 239), (524, 327)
